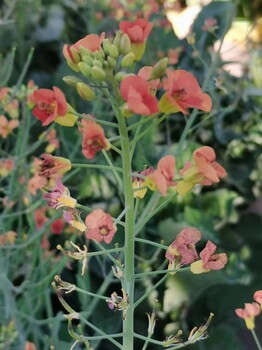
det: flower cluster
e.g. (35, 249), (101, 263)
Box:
(165, 227), (228, 274)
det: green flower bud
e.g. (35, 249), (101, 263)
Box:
(113, 31), (122, 48)
(151, 57), (168, 79)
(76, 82), (95, 101)
(78, 62), (92, 78)
(91, 66), (106, 80)
(109, 45), (119, 58)
(115, 72), (128, 82)
(93, 59), (103, 68)
(121, 53), (135, 68)
(63, 76), (83, 88)
(82, 55), (93, 65)
(79, 46), (93, 60)
(107, 56), (117, 68)
(103, 39), (112, 55)
(93, 49), (105, 60)
(119, 33), (132, 55)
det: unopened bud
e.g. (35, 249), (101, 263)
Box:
(121, 53), (135, 68)
(63, 75), (83, 88)
(76, 82), (95, 101)
(109, 45), (119, 58)
(93, 59), (103, 68)
(82, 55), (93, 65)
(107, 56), (117, 68)
(79, 46), (93, 60)
(103, 39), (112, 55)
(94, 49), (105, 60)
(78, 62), (92, 78)
(115, 71), (128, 82)
(113, 31), (122, 48)
(119, 33), (132, 55)
(151, 57), (168, 79)
(91, 66), (106, 80)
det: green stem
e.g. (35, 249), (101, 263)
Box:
(71, 163), (122, 172)
(102, 150), (124, 190)
(134, 274), (168, 309)
(134, 333), (164, 346)
(251, 329), (262, 350)
(135, 267), (191, 278)
(93, 241), (124, 273)
(135, 237), (167, 250)
(113, 82), (135, 350)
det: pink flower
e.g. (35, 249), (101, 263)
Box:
(32, 87), (68, 126)
(191, 241), (228, 274)
(158, 69), (212, 115)
(146, 155), (176, 196)
(166, 227), (201, 267)
(132, 166), (154, 199)
(63, 209), (87, 232)
(34, 207), (48, 229)
(120, 75), (159, 116)
(43, 178), (76, 209)
(235, 302), (260, 330)
(28, 174), (48, 195)
(85, 209), (117, 244)
(119, 19), (153, 43)
(80, 118), (110, 159)
(254, 290), (262, 305)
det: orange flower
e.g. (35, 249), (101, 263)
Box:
(24, 341), (37, 350)
(158, 69), (212, 115)
(39, 154), (71, 180)
(51, 218), (65, 234)
(120, 75), (159, 116)
(120, 19), (153, 44)
(146, 155), (176, 196)
(0, 115), (19, 138)
(0, 159), (14, 177)
(34, 207), (48, 229)
(119, 18), (153, 60)
(80, 118), (110, 159)
(28, 174), (48, 195)
(166, 227), (201, 270)
(63, 33), (105, 70)
(235, 302), (261, 330)
(138, 66), (161, 96)
(85, 209), (117, 244)
(191, 241), (228, 274)
(32, 87), (68, 126)
(176, 146), (227, 196)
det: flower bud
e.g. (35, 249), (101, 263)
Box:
(91, 66), (106, 80)
(63, 75), (83, 88)
(82, 55), (93, 65)
(113, 31), (122, 48)
(76, 82), (95, 101)
(115, 71), (128, 82)
(79, 46), (93, 60)
(109, 45), (119, 58)
(121, 53), (135, 68)
(151, 57), (168, 80)
(103, 38), (112, 55)
(119, 33), (132, 55)
(78, 62), (92, 78)
(107, 56), (117, 68)
(93, 59), (103, 68)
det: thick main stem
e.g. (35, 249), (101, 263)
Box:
(118, 112), (135, 350)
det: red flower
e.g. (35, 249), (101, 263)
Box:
(138, 66), (161, 96)
(32, 87), (67, 126)
(51, 218), (65, 234)
(120, 75), (159, 116)
(119, 19), (153, 43)
(80, 118), (110, 159)
(85, 209), (117, 244)
(158, 69), (212, 115)
(166, 227), (201, 267)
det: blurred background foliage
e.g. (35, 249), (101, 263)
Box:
(0, 0), (262, 349)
